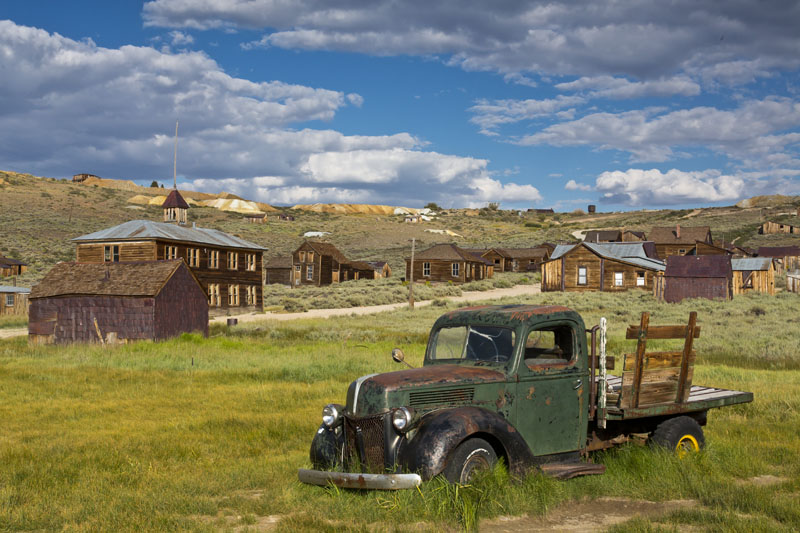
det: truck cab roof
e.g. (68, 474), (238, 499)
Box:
(432, 304), (584, 329)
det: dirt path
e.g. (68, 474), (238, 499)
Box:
(0, 328), (26, 339)
(211, 283), (541, 325)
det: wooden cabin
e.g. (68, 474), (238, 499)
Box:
(244, 213), (267, 224)
(366, 261), (392, 279)
(72, 220), (266, 315)
(759, 220), (800, 235)
(264, 256), (292, 285)
(583, 230), (622, 243)
(0, 286), (30, 316)
(28, 260), (208, 344)
(756, 246), (800, 274)
(648, 225), (713, 258)
(731, 257), (775, 296)
(541, 242), (665, 292)
(662, 255), (732, 303)
(0, 255), (27, 277)
(622, 230), (646, 242)
(346, 260), (379, 281)
(292, 241), (352, 287)
(406, 243), (491, 283)
(693, 241), (734, 256)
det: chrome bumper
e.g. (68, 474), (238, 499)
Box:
(298, 469), (422, 490)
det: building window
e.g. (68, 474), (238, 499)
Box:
(246, 285), (257, 305)
(245, 253), (256, 271)
(678, 249), (686, 255)
(636, 271), (646, 286)
(228, 284), (240, 306)
(577, 266), (587, 285)
(208, 283), (220, 307)
(299, 251), (306, 262)
(743, 272), (754, 289)
(227, 252), (238, 270)
(614, 272), (624, 286)
(188, 248), (199, 267)
(306, 264), (314, 280)
(5, 294), (14, 307)
(308, 252), (314, 262)
(423, 262), (431, 276)
(104, 245), (119, 263)
(208, 250), (219, 269)
(452, 263), (460, 277)
(166, 245), (178, 260)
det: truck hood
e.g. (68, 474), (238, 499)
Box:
(350, 365), (506, 416)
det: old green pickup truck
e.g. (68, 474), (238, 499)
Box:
(298, 305), (752, 489)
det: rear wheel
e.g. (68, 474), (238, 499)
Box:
(651, 416), (705, 457)
(442, 438), (497, 484)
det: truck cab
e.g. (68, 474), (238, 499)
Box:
(299, 304), (752, 489)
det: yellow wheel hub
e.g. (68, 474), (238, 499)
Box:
(675, 434), (700, 457)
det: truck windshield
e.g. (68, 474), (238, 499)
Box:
(429, 325), (516, 363)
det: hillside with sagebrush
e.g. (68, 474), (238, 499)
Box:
(2, 169), (800, 287)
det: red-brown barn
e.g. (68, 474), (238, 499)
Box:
(663, 255), (732, 303)
(28, 260), (208, 344)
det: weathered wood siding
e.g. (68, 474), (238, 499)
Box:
(654, 244), (695, 259)
(265, 267), (291, 285)
(482, 251), (505, 272)
(732, 268), (775, 296)
(787, 271), (800, 293)
(405, 259), (485, 283)
(76, 242), (157, 262)
(541, 259), (562, 292)
(154, 266), (208, 339)
(695, 242), (731, 255)
(543, 249), (655, 292)
(0, 292), (29, 316)
(664, 277), (730, 303)
(759, 221), (799, 234)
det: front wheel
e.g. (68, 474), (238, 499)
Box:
(650, 416), (705, 457)
(442, 438), (497, 484)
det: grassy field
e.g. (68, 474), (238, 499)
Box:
(1, 289), (799, 531)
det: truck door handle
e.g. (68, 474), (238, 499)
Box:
(573, 379), (582, 390)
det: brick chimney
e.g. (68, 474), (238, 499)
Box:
(676, 224), (681, 239)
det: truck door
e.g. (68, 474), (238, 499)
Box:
(514, 321), (588, 456)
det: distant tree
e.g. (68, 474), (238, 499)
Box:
(487, 202), (500, 211)
(160, 184), (165, 188)
(150, 180), (159, 188)
(424, 202), (442, 211)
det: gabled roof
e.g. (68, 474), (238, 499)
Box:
(366, 261), (388, 270)
(346, 260), (375, 271)
(757, 246), (800, 257)
(264, 256), (292, 269)
(503, 247), (550, 259)
(300, 241), (349, 264)
(413, 243), (487, 263)
(0, 255), (27, 267)
(665, 255), (732, 278)
(731, 257), (773, 271)
(549, 242), (665, 271)
(583, 230), (621, 242)
(162, 189), (190, 209)
(648, 226), (711, 245)
(72, 220), (267, 251)
(30, 260), (197, 299)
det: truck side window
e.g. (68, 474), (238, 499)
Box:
(524, 326), (574, 368)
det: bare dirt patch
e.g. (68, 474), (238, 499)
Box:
(737, 474), (787, 486)
(481, 497), (697, 532)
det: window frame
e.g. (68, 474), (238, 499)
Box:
(227, 252), (238, 270)
(208, 283), (220, 307)
(451, 262), (460, 277)
(166, 245), (178, 260)
(636, 271), (646, 286)
(423, 262), (431, 276)
(245, 253), (256, 271)
(299, 251), (306, 262)
(228, 284), (240, 306)
(306, 264), (314, 281)
(188, 248), (200, 267)
(5, 294), (14, 307)
(104, 245), (120, 263)
(577, 266), (588, 285)
(614, 272), (624, 287)
(208, 250), (219, 269)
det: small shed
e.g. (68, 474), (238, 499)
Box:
(28, 260), (208, 344)
(663, 255), (732, 303)
(366, 261), (392, 279)
(265, 256), (292, 285)
(787, 270), (800, 293)
(0, 286), (30, 316)
(731, 257), (775, 296)
(756, 246), (800, 274)
(0, 255), (28, 277)
(759, 220), (800, 235)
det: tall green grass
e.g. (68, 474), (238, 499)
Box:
(1, 290), (798, 531)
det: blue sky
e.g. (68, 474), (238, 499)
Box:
(1, 1), (800, 210)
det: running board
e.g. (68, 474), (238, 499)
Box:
(539, 462), (606, 480)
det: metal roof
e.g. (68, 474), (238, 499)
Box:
(550, 242), (665, 271)
(0, 286), (31, 294)
(72, 220), (267, 251)
(665, 255), (732, 278)
(731, 257), (773, 271)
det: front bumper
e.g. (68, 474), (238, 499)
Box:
(298, 468), (421, 490)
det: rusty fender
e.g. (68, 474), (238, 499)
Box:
(398, 406), (535, 480)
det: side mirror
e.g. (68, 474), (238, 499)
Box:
(392, 348), (414, 368)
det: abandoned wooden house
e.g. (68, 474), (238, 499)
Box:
(365, 261), (392, 279)
(291, 241), (359, 287)
(28, 260), (208, 344)
(731, 257), (775, 296)
(583, 230), (622, 243)
(0, 286), (30, 316)
(648, 225), (713, 258)
(264, 256), (292, 285)
(787, 270), (800, 293)
(72, 219), (266, 314)
(484, 247), (551, 272)
(759, 220), (800, 235)
(406, 243), (492, 283)
(244, 213), (267, 224)
(662, 255), (732, 303)
(756, 246), (800, 274)
(0, 255), (27, 277)
(541, 242), (664, 293)
(693, 241), (734, 256)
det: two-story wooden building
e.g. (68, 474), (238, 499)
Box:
(542, 242), (665, 292)
(405, 243), (492, 283)
(648, 225), (713, 258)
(72, 219), (266, 314)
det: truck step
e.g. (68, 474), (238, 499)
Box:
(539, 462), (606, 480)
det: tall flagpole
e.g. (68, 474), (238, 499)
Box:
(173, 120), (179, 189)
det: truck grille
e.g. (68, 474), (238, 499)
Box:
(409, 387), (474, 408)
(344, 413), (386, 473)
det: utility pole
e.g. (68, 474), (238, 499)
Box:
(408, 238), (415, 309)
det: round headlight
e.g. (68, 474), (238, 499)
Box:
(392, 407), (413, 432)
(322, 404), (340, 428)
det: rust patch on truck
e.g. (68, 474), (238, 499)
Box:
(368, 365), (505, 389)
(527, 387), (536, 400)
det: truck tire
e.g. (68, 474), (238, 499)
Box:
(442, 438), (497, 484)
(651, 416), (705, 456)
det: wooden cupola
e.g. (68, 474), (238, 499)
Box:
(163, 189), (189, 225)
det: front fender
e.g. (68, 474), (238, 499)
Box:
(398, 406), (535, 480)
(309, 424), (344, 470)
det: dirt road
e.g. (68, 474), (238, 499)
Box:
(211, 283), (541, 325)
(0, 328), (26, 339)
